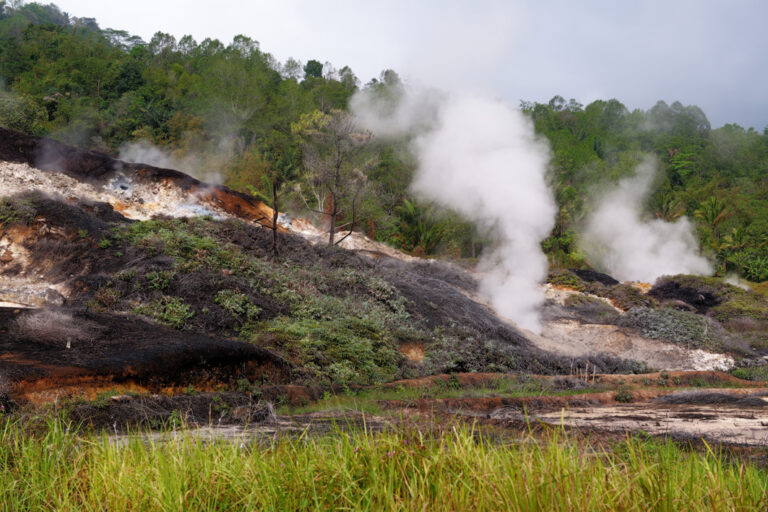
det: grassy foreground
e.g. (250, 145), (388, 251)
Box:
(0, 420), (767, 511)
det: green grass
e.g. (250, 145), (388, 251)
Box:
(279, 376), (604, 415)
(0, 419), (766, 511)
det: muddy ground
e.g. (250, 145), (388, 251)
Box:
(52, 370), (768, 452)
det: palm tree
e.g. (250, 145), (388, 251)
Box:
(652, 190), (685, 222)
(720, 227), (750, 273)
(395, 199), (444, 255)
(720, 227), (749, 252)
(694, 196), (730, 241)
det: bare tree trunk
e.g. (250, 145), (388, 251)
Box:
(334, 196), (357, 246)
(328, 201), (336, 245)
(271, 179), (279, 259)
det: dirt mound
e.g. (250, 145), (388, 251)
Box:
(571, 269), (619, 286)
(648, 277), (723, 313)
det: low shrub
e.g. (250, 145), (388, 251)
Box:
(730, 366), (768, 382)
(563, 294), (620, 324)
(134, 296), (194, 329)
(145, 270), (174, 291)
(618, 307), (730, 350)
(0, 196), (35, 227)
(547, 269), (586, 291)
(614, 388), (634, 403)
(85, 285), (122, 312)
(261, 315), (401, 386)
(604, 284), (657, 310)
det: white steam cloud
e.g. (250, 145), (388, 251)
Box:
(352, 89), (556, 332)
(119, 140), (224, 185)
(579, 156), (712, 282)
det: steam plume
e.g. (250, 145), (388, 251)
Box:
(119, 140), (224, 184)
(352, 90), (556, 332)
(579, 156), (712, 282)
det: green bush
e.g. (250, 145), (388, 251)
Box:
(145, 270), (174, 291)
(604, 284), (656, 310)
(0, 196), (35, 227)
(547, 269), (586, 291)
(215, 289), (260, 318)
(614, 388), (634, 403)
(730, 366), (768, 382)
(0, 91), (47, 134)
(134, 296), (194, 329)
(618, 307), (728, 350)
(263, 316), (401, 386)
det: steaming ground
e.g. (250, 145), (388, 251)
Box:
(353, 89), (556, 332)
(119, 140), (224, 185)
(579, 156), (712, 282)
(0, 162), (735, 373)
(0, 129), (739, 389)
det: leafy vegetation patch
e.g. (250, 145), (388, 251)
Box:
(100, 218), (418, 384)
(650, 275), (768, 351)
(0, 196), (35, 227)
(262, 317), (401, 386)
(730, 366), (768, 382)
(618, 307), (730, 350)
(547, 268), (587, 291)
(133, 295), (194, 329)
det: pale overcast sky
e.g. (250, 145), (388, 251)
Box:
(52, 0), (768, 129)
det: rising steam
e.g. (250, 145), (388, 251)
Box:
(119, 140), (224, 184)
(579, 156), (712, 282)
(352, 90), (556, 332)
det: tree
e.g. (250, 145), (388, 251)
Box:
(338, 65), (358, 92)
(394, 198), (444, 255)
(293, 109), (372, 245)
(261, 131), (299, 258)
(651, 189), (684, 222)
(303, 59), (323, 79)
(695, 196), (730, 243)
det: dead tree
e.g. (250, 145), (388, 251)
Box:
(299, 111), (372, 245)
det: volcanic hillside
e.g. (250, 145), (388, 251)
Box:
(1, 128), (767, 411)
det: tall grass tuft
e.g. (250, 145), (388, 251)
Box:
(0, 418), (766, 511)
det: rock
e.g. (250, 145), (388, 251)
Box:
(663, 299), (697, 312)
(44, 288), (65, 306)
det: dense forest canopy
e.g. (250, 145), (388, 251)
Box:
(1, 1), (767, 281)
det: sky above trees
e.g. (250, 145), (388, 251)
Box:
(40, 0), (768, 130)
